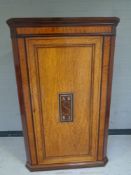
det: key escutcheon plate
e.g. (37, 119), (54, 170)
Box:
(59, 93), (73, 122)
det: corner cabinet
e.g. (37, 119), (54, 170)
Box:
(7, 17), (119, 171)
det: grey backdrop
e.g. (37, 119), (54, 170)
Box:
(0, 0), (131, 131)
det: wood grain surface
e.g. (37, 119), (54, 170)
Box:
(7, 17), (119, 171)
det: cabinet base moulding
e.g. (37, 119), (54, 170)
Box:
(26, 157), (108, 171)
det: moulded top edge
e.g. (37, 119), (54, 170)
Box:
(7, 17), (120, 28)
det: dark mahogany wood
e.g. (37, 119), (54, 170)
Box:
(7, 17), (119, 171)
(7, 17), (119, 27)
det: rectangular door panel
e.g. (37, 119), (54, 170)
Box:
(25, 36), (103, 164)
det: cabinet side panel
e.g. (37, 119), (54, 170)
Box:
(11, 37), (32, 164)
(11, 37), (37, 165)
(98, 36), (116, 160)
(17, 39), (38, 165)
(103, 36), (116, 157)
(98, 36), (111, 160)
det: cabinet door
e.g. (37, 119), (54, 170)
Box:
(25, 36), (103, 165)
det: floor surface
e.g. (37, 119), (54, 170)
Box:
(0, 136), (131, 175)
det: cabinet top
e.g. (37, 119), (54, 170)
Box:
(7, 17), (120, 27)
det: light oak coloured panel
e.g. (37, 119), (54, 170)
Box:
(25, 36), (103, 164)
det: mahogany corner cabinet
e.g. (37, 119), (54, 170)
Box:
(7, 17), (119, 171)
